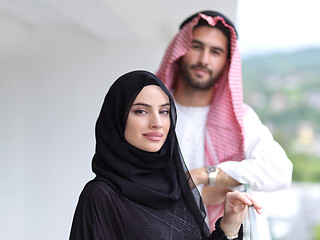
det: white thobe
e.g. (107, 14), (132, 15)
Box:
(175, 102), (293, 192)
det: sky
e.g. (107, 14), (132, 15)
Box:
(236, 0), (320, 57)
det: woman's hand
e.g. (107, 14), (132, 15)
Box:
(220, 191), (262, 236)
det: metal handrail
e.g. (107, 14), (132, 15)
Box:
(243, 184), (259, 240)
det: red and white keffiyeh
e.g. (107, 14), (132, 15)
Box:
(156, 13), (245, 230)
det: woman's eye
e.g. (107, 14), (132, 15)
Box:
(134, 109), (147, 114)
(160, 109), (169, 115)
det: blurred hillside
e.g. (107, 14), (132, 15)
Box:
(242, 48), (320, 182)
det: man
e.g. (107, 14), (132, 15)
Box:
(156, 10), (293, 230)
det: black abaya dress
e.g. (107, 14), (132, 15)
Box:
(69, 180), (241, 240)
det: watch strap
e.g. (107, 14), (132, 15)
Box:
(206, 166), (219, 186)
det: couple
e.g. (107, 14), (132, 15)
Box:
(70, 10), (292, 239)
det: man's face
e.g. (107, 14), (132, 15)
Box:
(179, 25), (229, 90)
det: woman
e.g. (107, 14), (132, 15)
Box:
(69, 70), (261, 239)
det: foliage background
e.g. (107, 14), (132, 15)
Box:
(242, 48), (320, 183)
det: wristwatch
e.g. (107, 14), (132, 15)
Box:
(206, 166), (219, 186)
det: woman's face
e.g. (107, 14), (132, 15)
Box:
(124, 85), (171, 152)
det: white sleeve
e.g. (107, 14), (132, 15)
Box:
(217, 105), (293, 191)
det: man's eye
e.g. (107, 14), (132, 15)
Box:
(192, 45), (201, 49)
(211, 50), (220, 55)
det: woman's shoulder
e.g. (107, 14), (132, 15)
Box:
(78, 179), (118, 206)
(83, 179), (113, 192)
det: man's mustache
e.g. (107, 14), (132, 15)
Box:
(190, 64), (212, 74)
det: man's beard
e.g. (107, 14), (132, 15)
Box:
(180, 63), (220, 90)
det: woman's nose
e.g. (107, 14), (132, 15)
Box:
(149, 113), (163, 129)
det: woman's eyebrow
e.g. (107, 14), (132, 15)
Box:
(132, 103), (151, 108)
(160, 103), (170, 107)
(131, 102), (170, 107)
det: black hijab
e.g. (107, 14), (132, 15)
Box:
(92, 70), (209, 237)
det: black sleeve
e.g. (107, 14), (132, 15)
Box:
(69, 181), (123, 240)
(207, 217), (243, 240)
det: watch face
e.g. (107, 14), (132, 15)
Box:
(207, 166), (216, 173)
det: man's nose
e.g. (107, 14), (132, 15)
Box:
(198, 49), (210, 66)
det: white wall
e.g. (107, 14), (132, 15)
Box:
(0, 2), (237, 239)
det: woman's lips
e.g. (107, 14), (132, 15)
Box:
(143, 132), (163, 141)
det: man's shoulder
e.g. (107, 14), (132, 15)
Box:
(243, 104), (264, 131)
(243, 103), (259, 118)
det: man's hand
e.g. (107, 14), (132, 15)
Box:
(189, 167), (208, 186)
(220, 191), (262, 236)
(216, 169), (241, 187)
(202, 185), (232, 205)
(189, 167), (243, 205)
(189, 167), (241, 187)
